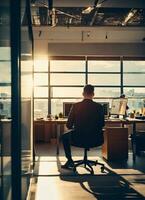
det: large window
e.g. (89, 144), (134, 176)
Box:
(123, 61), (145, 113)
(0, 47), (11, 200)
(0, 49), (11, 116)
(33, 58), (145, 118)
(50, 60), (85, 72)
(34, 60), (86, 117)
(88, 61), (120, 72)
(123, 61), (145, 86)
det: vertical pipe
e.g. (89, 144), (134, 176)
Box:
(48, 60), (51, 114)
(120, 56), (123, 95)
(26, 0), (35, 167)
(85, 56), (88, 85)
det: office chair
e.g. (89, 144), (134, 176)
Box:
(72, 135), (105, 174)
(73, 147), (105, 174)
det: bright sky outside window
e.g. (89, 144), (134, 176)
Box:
(88, 61), (120, 72)
(50, 60), (85, 72)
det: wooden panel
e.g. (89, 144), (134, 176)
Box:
(34, 119), (67, 143)
(34, 121), (45, 142)
(44, 121), (56, 142)
(102, 127), (128, 161)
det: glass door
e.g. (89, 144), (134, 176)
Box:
(21, 0), (34, 199)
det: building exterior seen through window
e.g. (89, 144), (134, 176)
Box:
(33, 59), (145, 118)
(1, 58), (145, 119)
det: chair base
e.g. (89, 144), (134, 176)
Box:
(72, 148), (105, 174)
(73, 159), (105, 174)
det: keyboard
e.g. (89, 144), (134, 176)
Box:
(135, 116), (145, 120)
(108, 117), (121, 121)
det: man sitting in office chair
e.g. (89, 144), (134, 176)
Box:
(61, 84), (105, 169)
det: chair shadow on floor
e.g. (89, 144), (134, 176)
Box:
(56, 156), (145, 200)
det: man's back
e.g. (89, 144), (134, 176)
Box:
(67, 99), (104, 134)
(61, 84), (105, 168)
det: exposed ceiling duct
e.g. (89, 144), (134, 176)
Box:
(122, 8), (138, 26)
(82, 0), (107, 14)
(30, 0), (145, 27)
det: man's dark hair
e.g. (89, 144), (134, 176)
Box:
(120, 94), (125, 98)
(83, 84), (94, 95)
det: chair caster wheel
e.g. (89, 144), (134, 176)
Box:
(95, 161), (98, 166)
(101, 166), (105, 173)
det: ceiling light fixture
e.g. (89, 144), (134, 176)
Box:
(82, 6), (94, 14)
(39, 30), (42, 37)
(82, 0), (107, 14)
(51, 8), (56, 27)
(81, 31), (91, 41)
(122, 8), (138, 26)
(105, 32), (108, 39)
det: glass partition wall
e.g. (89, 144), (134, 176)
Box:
(0, 0), (33, 199)
(21, 0), (33, 199)
(34, 58), (145, 118)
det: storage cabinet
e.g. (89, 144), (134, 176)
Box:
(102, 127), (128, 161)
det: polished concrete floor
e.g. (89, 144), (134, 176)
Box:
(28, 143), (145, 200)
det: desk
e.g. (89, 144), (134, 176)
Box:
(34, 119), (67, 155)
(106, 118), (145, 161)
(34, 118), (145, 158)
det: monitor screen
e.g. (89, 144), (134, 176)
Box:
(63, 102), (74, 118)
(0, 102), (4, 110)
(110, 98), (128, 116)
(97, 102), (109, 116)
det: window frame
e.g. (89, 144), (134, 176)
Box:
(33, 56), (145, 117)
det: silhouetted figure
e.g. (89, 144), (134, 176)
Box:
(61, 84), (105, 169)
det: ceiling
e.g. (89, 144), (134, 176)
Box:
(31, 0), (145, 27)
(1, 0), (145, 45)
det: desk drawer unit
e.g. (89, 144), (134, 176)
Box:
(102, 127), (128, 161)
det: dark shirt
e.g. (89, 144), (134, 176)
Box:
(66, 99), (105, 135)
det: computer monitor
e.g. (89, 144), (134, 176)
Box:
(97, 102), (109, 117)
(63, 102), (74, 118)
(110, 98), (128, 116)
(0, 102), (3, 110)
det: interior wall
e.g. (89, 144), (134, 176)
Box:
(34, 40), (48, 59)
(34, 40), (145, 57)
(47, 43), (145, 57)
